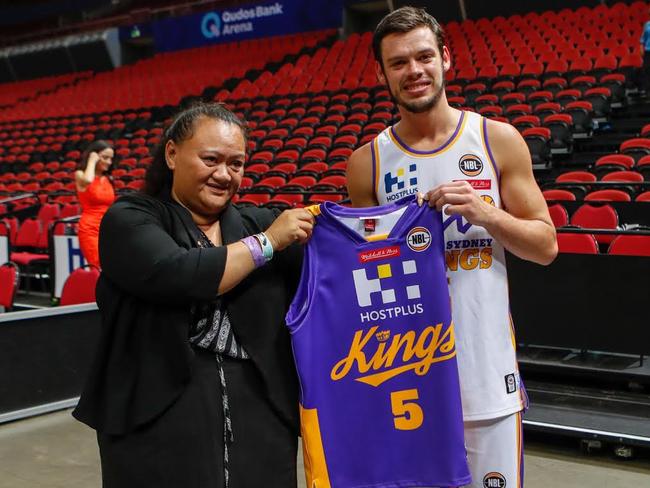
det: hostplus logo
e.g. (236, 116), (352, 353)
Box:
(384, 164), (418, 201)
(352, 260), (424, 323)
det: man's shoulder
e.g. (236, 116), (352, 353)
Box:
(349, 140), (374, 164)
(484, 117), (521, 144)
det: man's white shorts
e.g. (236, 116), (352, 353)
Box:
(461, 410), (524, 488)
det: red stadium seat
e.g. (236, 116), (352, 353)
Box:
(511, 115), (540, 132)
(309, 194), (345, 204)
(296, 162), (329, 178)
(542, 189), (576, 201)
(238, 194), (271, 206)
(594, 154), (635, 171)
(547, 204), (569, 227)
(542, 114), (573, 152)
(267, 194), (304, 209)
(501, 93), (526, 107)
(556, 171), (596, 183)
(0, 263), (19, 312)
(608, 235), (650, 256)
(636, 191), (650, 202)
(522, 127), (551, 165)
(601, 171), (643, 183)
(281, 176), (317, 191)
(59, 266), (100, 306)
(584, 190), (631, 202)
(253, 177), (286, 190)
(556, 233), (599, 254)
(565, 101), (594, 136)
(620, 139), (650, 162)
(570, 204), (618, 245)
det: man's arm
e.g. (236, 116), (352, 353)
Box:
(346, 143), (379, 207)
(425, 120), (557, 265)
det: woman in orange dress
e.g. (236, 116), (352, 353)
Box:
(75, 140), (115, 268)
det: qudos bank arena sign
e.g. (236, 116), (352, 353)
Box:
(201, 3), (284, 39)
(151, 0), (342, 52)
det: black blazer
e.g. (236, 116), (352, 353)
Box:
(73, 192), (302, 435)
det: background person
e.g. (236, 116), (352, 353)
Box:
(75, 140), (115, 268)
(73, 103), (314, 488)
(640, 11), (650, 94)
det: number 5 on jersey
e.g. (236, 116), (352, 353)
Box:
(391, 389), (423, 430)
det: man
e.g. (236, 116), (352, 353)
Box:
(346, 7), (557, 488)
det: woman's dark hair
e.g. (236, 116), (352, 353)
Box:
(373, 7), (447, 68)
(78, 139), (113, 171)
(143, 102), (248, 197)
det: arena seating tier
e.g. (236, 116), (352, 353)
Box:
(1, 2), (650, 286)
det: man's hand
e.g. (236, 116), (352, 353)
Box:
(417, 181), (497, 228)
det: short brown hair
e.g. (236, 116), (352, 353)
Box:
(373, 6), (447, 67)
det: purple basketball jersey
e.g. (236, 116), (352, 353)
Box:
(287, 196), (471, 488)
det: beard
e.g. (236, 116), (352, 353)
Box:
(385, 62), (447, 114)
(392, 77), (445, 114)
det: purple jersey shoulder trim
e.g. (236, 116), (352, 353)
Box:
(370, 137), (377, 194)
(482, 116), (500, 180)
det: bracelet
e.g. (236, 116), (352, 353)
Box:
(241, 236), (266, 268)
(253, 232), (274, 262)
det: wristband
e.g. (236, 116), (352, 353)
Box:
(241, 236), (266, 268)
(253, 232), (274, 262)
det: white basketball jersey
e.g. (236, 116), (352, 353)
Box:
(373, 110), (528, 421)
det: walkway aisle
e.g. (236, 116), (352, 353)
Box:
(0, 410), (648, 488)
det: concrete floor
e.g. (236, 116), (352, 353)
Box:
(0, 410), (649, 487)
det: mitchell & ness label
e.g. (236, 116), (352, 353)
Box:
(358, 246), (400, 263)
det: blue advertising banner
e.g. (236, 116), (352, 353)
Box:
(152, 0), (343, 52)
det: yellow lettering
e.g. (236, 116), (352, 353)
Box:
(330, 326), (377, 380)
(445, 250), (459, 271)
(382, 330), (416, 367)
(331, 323), (457, 387)
(480, 247), (492, 269)
(460, 248), (479, 270)
(413, 323), (443, 376)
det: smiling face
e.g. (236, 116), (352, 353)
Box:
(377, 26), (451, 114)
(96, 147), (114, 173)
(166, 116), (245, 220)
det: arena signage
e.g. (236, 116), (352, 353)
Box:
(0, 235), (7, 266)
(53, 235), (86, 299)
(151, 0), (343, 52)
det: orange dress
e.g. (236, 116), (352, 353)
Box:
(78, 176), (115, 268)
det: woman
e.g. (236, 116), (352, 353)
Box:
(72, 103), (314, 488)
(75, 140), (115, 268)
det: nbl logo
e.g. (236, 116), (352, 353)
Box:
(352, 260), (420, 307)
(384, 164), (418, 194)
(407, 227), (431, 252)
(483, 473), (506, 488)
(459, 154), (483, 177)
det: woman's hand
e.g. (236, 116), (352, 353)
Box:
(265, 208), (315, 251)
(87, 151), (100, 166)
